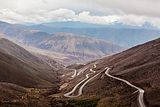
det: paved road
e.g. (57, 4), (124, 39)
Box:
(77, 67), (89, 76)
(105, 67), (146, 107)
(64, 64), (145, 107)
(64, 64), (98, 97)
(71, 70), (77, 78)
(78, 70), (103, 95)
(64, 72), (92, 97)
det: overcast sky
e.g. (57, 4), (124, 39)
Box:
(0, 0), (160, 27)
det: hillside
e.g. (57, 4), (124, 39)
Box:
(60, 38), (160, 107)
(95, 38), (160, 106)
(0, 20), (160, 107)
(0, 37), (60, 89)
(89, 38), (160, 106)
(0, 82), (28, 101)
(36, 32), (122, 63)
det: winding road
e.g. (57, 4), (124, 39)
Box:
(78, 70), (103, 96)
(71, 70), (77, 78)
(64, 64), (99, 97)
(77, 67), (88, 76)
(64, 64), (146, 107)
(105, 67), (146, 107)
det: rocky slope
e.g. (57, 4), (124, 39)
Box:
(0, 37), (61, 88)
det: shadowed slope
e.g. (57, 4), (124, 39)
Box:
(0, 37), (60, 88)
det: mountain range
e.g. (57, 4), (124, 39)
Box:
(0, 21), (123, 65)
(1, 21), (159, 48)
(29, 21), (160, 47)
(0, 20), (160, 107)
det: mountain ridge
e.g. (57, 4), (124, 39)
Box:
(28, 21), (160, 47)
(0, 21), (123, 65)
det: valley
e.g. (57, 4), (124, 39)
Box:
(0, 21), (159, 107)
(0, 0), (160, 107)
(0, 21), (123, 65)
(57, 38), (160, 107)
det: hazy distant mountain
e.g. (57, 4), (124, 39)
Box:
(0, 20), (159, 64)
(22, 32), (123, 65)
(29, 21), (160, 47)
(0, 21), (123, 65)
(31, 21), (159, 29)
(1, 21), (160, 48)
(37, 32), (122, 56)
(0, 21), (50, 45)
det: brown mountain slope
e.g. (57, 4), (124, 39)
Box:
(60, 38), (160, 107)
(0, 37), (60, 88)
(0, 82), (27, 101)
(101, 38), (160, 107)
(82, 38), (160, 107)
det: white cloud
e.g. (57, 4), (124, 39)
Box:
(77, 0), (160, 17)
(1, 8), (160, 28)
(78, 11), (120, 24)
(0, 0), (160, 17)
(0, 0), (160, 27)
(0, 9), (25, 23)
(0, 8), (76, 24)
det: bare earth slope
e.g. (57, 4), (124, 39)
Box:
(0, 37), (59, 88)
(60, 38), (160, 107)
(85, 38), (160, 107)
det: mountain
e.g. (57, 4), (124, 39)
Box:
(94, 38), (160, 106)
(31, 21), (159, 30)
(32, 21), (106, 29)
(0, 20), (160, 48)
(60, 38), (160, 107)
(29, 21), (160, 47)
(0, 21), (50, 45)
(0, 36), (70, 106)
(34, 32), (122, 64)
(0, 20), (160, 106)
(96, 38), (160, 106)
(0, 37), (61, 88)
(0, 21), (123, 65)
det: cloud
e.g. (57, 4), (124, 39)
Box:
(78, 11), (120, 24)
(0, 8), (76, 23)
(0, 0), (160, 17)
(1, 8), (160, 28)
(0, 0), (160, 27)
(77, 0), (160, 17)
